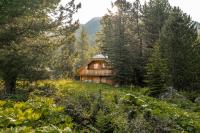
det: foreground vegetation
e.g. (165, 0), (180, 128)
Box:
(1, 0), (199, 132)
(0, 80), (199, 132)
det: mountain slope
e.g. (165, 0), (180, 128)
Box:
(75, 19), (200, 44)
(84, 17), (101, 37)
(76, 17), (101, 45)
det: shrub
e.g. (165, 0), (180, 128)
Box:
(0, 97), (73, 131)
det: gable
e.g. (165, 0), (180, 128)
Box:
(88, 60), (108, 70)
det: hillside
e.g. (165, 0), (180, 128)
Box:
(0, 80), (200, 132)
(75, 19), (200, 45)
(76, 17), (101, 45)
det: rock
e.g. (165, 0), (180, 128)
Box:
(159, 87), (186, 100)
(114, 84), (119, 88)
(63, 127), (72, 132)
(194, 97), (200, 104)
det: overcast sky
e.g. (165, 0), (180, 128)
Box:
(61, 0), (200, 24)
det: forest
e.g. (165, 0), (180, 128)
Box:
(0, 0), (200, 132)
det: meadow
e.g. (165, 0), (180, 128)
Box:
(0, 80), (200, 132)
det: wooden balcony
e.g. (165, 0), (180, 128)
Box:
(79, 69), (114, 76)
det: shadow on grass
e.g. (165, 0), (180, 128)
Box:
(0, 81), (58, 102)
(0, 89), (30, 102)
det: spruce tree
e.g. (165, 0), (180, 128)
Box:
(101, 0), (135, 85)
(146, 43), (170, 97)
(190, 42), (200, 90)
(142, 0), (171, 48)
(101, 0), (146, 86)
(160, 7), (199, 90)
(128, 0), (145, 85)
(77, 27), (90, 66)
(50, 33), (78, 79)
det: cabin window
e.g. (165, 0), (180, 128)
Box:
(102, 63), (106, 68)
(94, 63), (99, 69)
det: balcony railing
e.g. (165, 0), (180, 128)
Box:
(79, 69), (114, 76)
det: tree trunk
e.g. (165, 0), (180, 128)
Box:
(4, 78), (16, 94)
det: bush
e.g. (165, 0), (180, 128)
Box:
(0, 97), (73, 132)
(96, 110), (115, 133)
(1, 80), (200, 132)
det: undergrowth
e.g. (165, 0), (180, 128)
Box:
(0, 80), (199, 132)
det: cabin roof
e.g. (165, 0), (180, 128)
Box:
(92, 54), (108, 60)
(77, 54), (111, 75)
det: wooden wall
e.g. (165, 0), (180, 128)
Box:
(79, 59), (114, 85)
(81, 76), (113, 85)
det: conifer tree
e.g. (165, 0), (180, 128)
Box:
(190, 42), (200, 90)
(160, 7), (199, 90)
(101, 0), (135, 85)
(50, 33), (78, 79)
(101, 0), (146, 85)
(128, 0), (145, 85)
(146, 43), (170, 97)
(0, 0), (80, 93)
(76, 27), (90, 66)
(142, 0), (171, 48)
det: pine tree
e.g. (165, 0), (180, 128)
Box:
(101, 0), (147, 86)
(0, 0), (80, 93)
(160, 7), (199, 90)
(142, 0), (171, 48)
(78, 27), (90, 66)
(101, 0), (135, 85)
(190, 42), (200, 90)
(131, 0), (143, 56)
(50, 33), (78, 79)
(146, 43), (170, 97)
(128, 0), (145, 85)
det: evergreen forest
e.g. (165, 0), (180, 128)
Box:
(0, 0), (200, 132)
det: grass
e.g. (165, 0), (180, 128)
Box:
(0, 80), (200, 132)
(36, 80), (200, 131)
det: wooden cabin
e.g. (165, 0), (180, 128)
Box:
(78, 54), (114, 85)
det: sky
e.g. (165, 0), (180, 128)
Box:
(61, 0), (200, 24)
